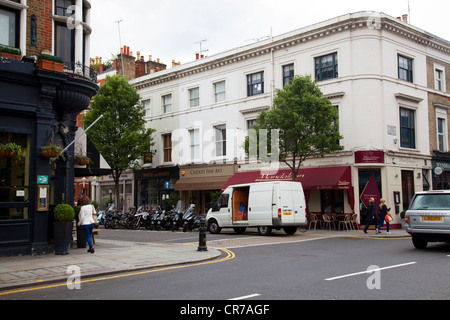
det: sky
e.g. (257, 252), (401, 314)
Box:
(89, 0), (450, 67)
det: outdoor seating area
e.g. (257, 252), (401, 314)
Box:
(307, 213), (360, 231)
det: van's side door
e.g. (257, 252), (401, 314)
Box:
(212, 193), (231, 226)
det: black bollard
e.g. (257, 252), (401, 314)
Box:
(198, 217), (208, 251)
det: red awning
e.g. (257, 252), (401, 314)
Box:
(222, 166), (352, 191)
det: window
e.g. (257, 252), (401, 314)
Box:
(143, 99), (151, 117)
(435, 68), (444, 91)
(400, 108), (416, 149)
(0, 133), (30, 220)
(55, 0), (75, 16)
(247, 72), (264, 96)
(162, 134), (172, 162)
(214, 81), (226, 103)
(283, 64), (294, 87)
(315, 53), (338, 81)
(437, 117), (446, 152)
(214, 125), (226, 157)
(0, 7), (19, 48)
(398, 55), (413, 83)
(190, 129), (200, 162)
(162, 94), (172, 113)
(189, 87), (199, 108)
(247, 119), (257, 130)
(55, 23), (74, 63)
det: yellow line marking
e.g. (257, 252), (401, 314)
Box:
(0, 247), (235, 297)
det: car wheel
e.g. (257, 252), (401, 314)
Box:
(412, 236), (428, 249)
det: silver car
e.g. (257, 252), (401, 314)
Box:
(404, 190), (450, 249)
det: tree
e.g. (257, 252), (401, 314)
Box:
(83, 75), (155, 208)
(247, 75), (343, 180)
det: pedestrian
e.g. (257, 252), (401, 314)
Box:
(77, 196), (97, 253)
(377, 198), (391, 234)
(363, 197), (377, 234)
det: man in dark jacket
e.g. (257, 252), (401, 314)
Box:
(363, 197), (377, 234)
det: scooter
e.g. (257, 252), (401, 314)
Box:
(182, 204), (198, 232)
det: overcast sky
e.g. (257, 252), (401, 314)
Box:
(89, 0), (450, 67)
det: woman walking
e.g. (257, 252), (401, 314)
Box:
(363, 197), (377, 234)
(77, 196), (97, 253)
(377, 198), (391, 234)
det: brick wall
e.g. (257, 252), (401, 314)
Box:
(427, 56), (450, 152)
(26, 0), (54, 57)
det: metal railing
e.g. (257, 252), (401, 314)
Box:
(62, 61), (98, 83)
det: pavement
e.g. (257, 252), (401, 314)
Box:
(0, 227), (410, 293)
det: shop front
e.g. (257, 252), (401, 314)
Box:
(222, 166), (355, 216)
(432, 151), (450, 190)
(135, 166), (179, 210)
(0, 58), (98, 257)
(175, 164), (237, 213)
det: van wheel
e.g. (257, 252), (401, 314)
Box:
(258, 226), (272, 236)
(208, 219), (221, 234)
(412, 236), (428, 249)
(233, 227), (246, 234)
(283, 227), (297, 235)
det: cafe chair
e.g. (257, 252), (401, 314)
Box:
(308, 214), (320, 230)
(321, 213), (333, 230)
(350, 214), (359, 230)
(338, 214), (352, 230)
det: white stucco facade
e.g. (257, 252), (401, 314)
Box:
(129, 11), (450, 225)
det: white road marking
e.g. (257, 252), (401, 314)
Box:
(325, 262), (417, 281)
(228, 293), (261, 300)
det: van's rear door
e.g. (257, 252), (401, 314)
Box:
(280, 182), (306, 225)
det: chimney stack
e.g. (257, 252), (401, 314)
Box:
(402, 14), (408, 23)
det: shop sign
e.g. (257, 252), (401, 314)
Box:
(355, 151), (384, 164)
(180, 164), (235, 179)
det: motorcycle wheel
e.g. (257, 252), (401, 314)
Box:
(111, 219), (119, 229)
(131, 218), (140, 230)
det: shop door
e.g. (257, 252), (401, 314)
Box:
(401, 170), (415, 211)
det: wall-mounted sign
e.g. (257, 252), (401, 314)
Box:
(355, 151), (385, 164)
(37, 175), (48, 184)
(37, 185), (49, 212)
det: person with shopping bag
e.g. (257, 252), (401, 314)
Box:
(377, 198), (392, 235)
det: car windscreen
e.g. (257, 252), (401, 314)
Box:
(410, 194), (450, 210)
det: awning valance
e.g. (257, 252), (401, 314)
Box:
(221, 166), (352, 191)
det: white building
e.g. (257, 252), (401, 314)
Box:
(130, 11), (450, 227)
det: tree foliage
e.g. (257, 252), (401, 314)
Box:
(83, 75), (155, 207)
(248, 75), (343, 180)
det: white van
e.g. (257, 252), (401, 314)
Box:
(206, 181), (307, 236)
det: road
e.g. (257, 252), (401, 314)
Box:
(2, 228), (450, 301)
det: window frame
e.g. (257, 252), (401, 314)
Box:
(214, 81), (226, 103)
(282, 63), (295, 87)
(315, 52), (338, 82)
(398, 55), (414, 83)
(0, 5), (20, 48)
(214, 124), (227, 157)
(189, 129), (200, 162)
(399, 107), (416, 149)
(189, 87), (200, 108)
(162, 94), (172, 114)
(247, 71), (264, 96)
(162, 133), (172, 163)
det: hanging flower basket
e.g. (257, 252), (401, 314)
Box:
(0, 143), (23, 161)
(74, 155), (91, 166)
(41, 144), (65, 160)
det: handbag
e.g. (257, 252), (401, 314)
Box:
(92, 205), (98, 225)
(385, 213), (393, 223)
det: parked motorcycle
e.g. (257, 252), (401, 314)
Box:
(182, 204), (199, 232)
(130, 206), (150, 230)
